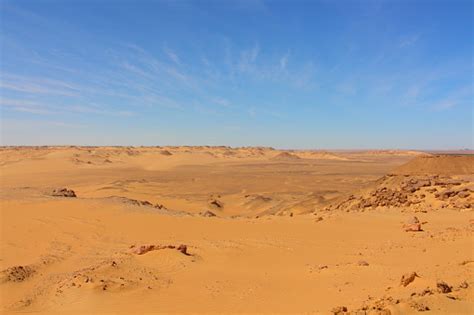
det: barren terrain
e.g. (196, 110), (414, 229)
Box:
(0, 146), (472, 314)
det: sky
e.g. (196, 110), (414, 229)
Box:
(0, 0), (472, 149)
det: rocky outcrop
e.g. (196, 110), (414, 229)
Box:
(0, 265), (36, 283)
(130, 244), (190, 256)
(111, 196), (165, 209)
(326, 174), (473, 212)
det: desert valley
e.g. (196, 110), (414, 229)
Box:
(0, 146), (472, 314)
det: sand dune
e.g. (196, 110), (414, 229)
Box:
(270, 151), (302, 160)
(393, 154), (474, 175)
(1, 147), (472, 314)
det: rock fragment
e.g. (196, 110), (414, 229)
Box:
(436, 281), (452, 293)
(199, 210), (217, 217)
(400, 272), (419, 287)
(52, 188), (77, 197)
(331, 306), (348, 314)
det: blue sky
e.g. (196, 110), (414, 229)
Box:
(0, 0), (472, 149)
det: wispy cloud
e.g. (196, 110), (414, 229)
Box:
(0, 98), (137, 117)
(0, 98), (54, 114)
(163, 45), (181, 65)
(399, 34), (421, 48)
(0, 75), (80, 96)
(212, 97), (232, 108)
(432, 85), (473, 111)
(279, 53), (289, 71)
(238, 43), (260, 72)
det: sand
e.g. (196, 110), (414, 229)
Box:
(0, 146), (473, 314)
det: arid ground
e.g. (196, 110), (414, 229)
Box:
(0, 146), (473, 314)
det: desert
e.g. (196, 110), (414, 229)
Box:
(0, 146), (473, 314)
(1, 1), (472, 314)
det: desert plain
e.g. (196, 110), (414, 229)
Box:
(0, 146), (473, 314)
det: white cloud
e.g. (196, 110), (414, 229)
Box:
(279, 53), (289, 70)
(399, 34), (420, 48)
(163, 45), (181, 65)
(212, 97), (231, 108)
(0, 77), (79, 96)
(238, 43), (260, 72)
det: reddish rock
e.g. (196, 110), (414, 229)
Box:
(200, 210), (217, 217)
(331, 306), (348, 314)
(400, 272), (419, 287)
(404, 223), (422, 232)
(131, 244), (190, 256)
(209, 199), (223, 208)
(177, 244), (189, 255)
(133, 245), (157, 255)
(457, 190), (470, 198)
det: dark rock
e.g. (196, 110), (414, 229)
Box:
(436, 281), (452, 293)
(177, 244), (189, 255)
(209, 199), (223, 208)
(52, 188), (77, 197)
(200, 210), (217, 217)
(331, 306), (348, 314)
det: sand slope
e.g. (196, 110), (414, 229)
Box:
(393, 155), (474, 175)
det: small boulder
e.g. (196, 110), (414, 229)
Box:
(404, 217), (422, 232)
(209, 199), (223, 208)
(177, 244), (189, 255)
(404, 223), (422, 232)
(331, 306), (348, 314)
(407, 216), (420, 224)
(436, 281), (452, 293)
(400, 272), (419, 287)
(457, 191), (470, 198)
(200, 210), (217, 217)
(52, 188), (77, 198)
(458, 281), (469, 289)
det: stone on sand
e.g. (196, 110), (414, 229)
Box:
(400, 272), (419, 287)
(52, 188), (77, 197)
